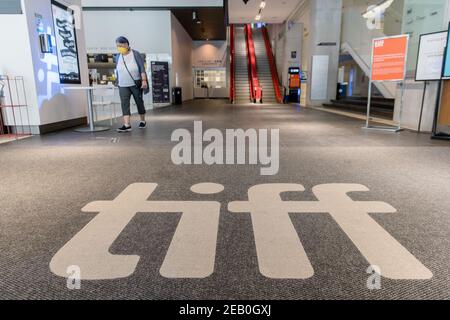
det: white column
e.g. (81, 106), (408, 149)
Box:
(306, 0), (343, 106)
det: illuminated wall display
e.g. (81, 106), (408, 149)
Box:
(51, 0), (81, 84)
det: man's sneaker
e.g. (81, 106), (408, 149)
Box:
(139, 121), (147, 129)
(117, 125), (132, 133)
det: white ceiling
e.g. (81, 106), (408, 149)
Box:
(228, 0), (301, 24)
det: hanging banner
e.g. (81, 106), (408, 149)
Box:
(371, 35), (409, 82)
(151, 61), (170, 104)
(416, 31), (447, 81)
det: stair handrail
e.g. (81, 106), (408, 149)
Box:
(262, 26), (282, 103)
(229, 25), (235, 103)
(244, 24), (255, 102)
(341, 42), (370, 76)
(244, 24), (261, 103)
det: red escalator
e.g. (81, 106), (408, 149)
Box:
(244, 24), (262, 103)
(233, 26), (252, 103)
(231, 25), (263, 104)
(261, 26), (282, 104)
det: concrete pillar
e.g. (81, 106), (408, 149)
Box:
(306, 0), (343, 107)
(281, 22), (302, 91)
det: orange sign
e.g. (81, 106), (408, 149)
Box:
(289, 74), (301, 88)
(371, 36), (408, 81)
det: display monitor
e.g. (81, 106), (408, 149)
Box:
(442, 22), (450, 79)
(416, 31), (447, 81)
(51, 0), (81, 84)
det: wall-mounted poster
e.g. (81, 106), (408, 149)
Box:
(51, 0), (81, 84)
(151, 61), (170, 104)
(442, 23), (450, 79)
(310, 55), (329, 101)
(415, 31), (447, 81)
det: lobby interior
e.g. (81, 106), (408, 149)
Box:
(0, 0), (450, 300)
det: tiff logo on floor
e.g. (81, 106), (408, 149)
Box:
(171, 121), (279, 175)
(50, 183), (433, 281)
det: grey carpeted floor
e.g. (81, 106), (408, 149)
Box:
(0, 100), (449, 300)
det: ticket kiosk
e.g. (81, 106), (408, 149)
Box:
(287, 67), (301, 103)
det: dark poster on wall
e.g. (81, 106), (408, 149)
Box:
(151, 61), (170, 104)
(51, 0), (81, 84)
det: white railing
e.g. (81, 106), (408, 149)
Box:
(341, 42), (396, 99)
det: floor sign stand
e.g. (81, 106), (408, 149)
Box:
(364, 35), (409, 132)
(432, 24), (450, 141)
(414, 30), (448, 136)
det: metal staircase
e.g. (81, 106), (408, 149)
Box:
(234, 27), (251, 104)
(252, 28), (278, 104)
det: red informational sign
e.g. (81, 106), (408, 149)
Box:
(371, 36), (409, 81)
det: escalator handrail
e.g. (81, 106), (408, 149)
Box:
(229, 25), (235, 103)
(244, 25), (255, 101)
(245, 24), (261, 102)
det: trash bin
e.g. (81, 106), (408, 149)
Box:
(172, 87), (182, 105)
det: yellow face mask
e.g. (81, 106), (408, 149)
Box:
(117, 47), (129, 55)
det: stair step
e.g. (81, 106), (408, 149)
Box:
(323, 102), (393, 119)
(330, 98), (394, 110)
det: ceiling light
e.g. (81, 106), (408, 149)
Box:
(260, 1), (266, 9)
(362, 0), (394, 19)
